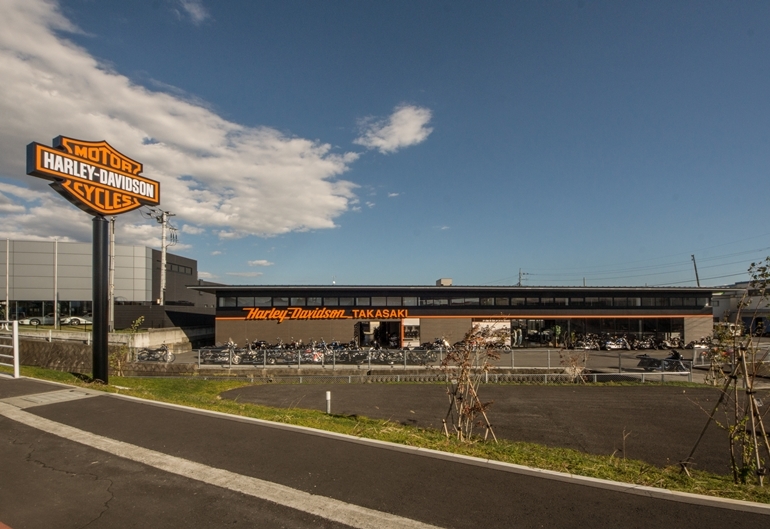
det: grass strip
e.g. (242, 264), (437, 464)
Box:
(4, 365), (770, 505)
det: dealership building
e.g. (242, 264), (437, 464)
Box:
(192, 279), (723, 347)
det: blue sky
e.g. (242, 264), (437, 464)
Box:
(0, 0), (769, 287)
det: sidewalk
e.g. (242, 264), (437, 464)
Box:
(1, 375), (769, 529)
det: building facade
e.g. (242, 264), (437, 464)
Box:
(0, 239), (214, 325)
(192, 282), (720, 347)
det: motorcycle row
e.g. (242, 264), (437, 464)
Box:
(196, 338), (454, 366)
(567, 333), (687, 351)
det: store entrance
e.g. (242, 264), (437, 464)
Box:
(355, 321), (401, 348)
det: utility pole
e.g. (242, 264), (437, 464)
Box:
(691, 254), (701, 287)
(143, 208), (176, 306)
(517, 268), (528, 287)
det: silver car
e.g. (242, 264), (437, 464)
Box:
(60, 315), (93, 326)
(18, 313), (56, 326)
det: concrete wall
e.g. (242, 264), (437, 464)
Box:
(684, 316), (713, 342)
(419, 318), (473, 346)
(216, 318), (354, 346)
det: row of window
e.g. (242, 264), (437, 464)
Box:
(167, 263), (193, 275)
(218, 295), (711, 309)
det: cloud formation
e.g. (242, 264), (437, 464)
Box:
(175, 0), (210, 25)
(354, 104), (434, 154)
(248, 259), (273, 267)
(0, 0), (359, 244)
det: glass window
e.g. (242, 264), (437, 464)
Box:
(614, 297), (628, 307)
(464, 297), (479, 305)
(291, 297), (306, 306)
(669, 297), (682, 307)
(307, 297), (322, 306)
(541, 297), (554, 305)
(356, 297), (370, 306)
(570, 297), (584, 306)
(585, 297), (599, 306)
(641, 297), (655, 307)
(526, 297), (540, 305)
(511, 297), (525, 306)
(481, 297), (494, 306)
(372, 296), (386, 306)
(254, 297), (271, 307)
(554, 297), (567, 306)
(339, 297), (354, 306)
(219, 296), (236, 308)
(323, 297), (338, 306)
(683, 297), (696, 306)
(402, 297), (417, 306)
(629, 297), (641, 307)
(656, 298), (669, 307)
(273, 297), (289, 306)
(434, 298), (448, 306)
(387, 297), (401, 306)
(237, 297), (254, 307)
(697, 297), (710, 307)
(451, 298), (465, 306)
(495, 297), (509, 306)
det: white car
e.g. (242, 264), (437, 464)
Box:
(18, 313), (57, 326)
(61, 315), (93, 326)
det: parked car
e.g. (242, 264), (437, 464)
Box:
(60, 315), (93, 326)
(18, 313), (56, 326)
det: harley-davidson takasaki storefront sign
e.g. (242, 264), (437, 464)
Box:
(26, 136), (160, 216)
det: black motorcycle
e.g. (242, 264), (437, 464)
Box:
(636, 350), (687, 372)
(136, 344), (175, 363)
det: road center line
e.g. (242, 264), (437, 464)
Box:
(0, 402), (442, 529)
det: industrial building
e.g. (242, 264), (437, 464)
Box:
(191, 279), (722, 347)
(0, 239), (214, 329)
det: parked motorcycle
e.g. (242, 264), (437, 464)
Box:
(136, 343), (175, 363)
(635, 350), (687, 372)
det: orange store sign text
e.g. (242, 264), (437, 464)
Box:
(243, 307), (408, 322)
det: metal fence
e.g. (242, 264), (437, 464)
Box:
(0, 321), (20, 378)
(200, 371), (692, 385)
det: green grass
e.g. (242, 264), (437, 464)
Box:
(4, 365), (770, 505)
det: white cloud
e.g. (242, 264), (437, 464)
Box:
(210, 250), (222, 255)
(197, 271), (215, 279)
(388, 192), (399, 198)
(175, 0), (210, 25)
(354, 104), (433, 154)
(0, 0), (360, 245)
(182, 224), (205, 235)
(226, 271), (263, 277)
(248, 259), (273, 267)
(366, 202), (375, 209)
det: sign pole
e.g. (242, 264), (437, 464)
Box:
(93, 216), (109, 383)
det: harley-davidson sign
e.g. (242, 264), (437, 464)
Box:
(26, 136), (160, 216)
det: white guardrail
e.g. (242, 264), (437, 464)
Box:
(0, 320), (20, 378)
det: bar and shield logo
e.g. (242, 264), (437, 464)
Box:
(26, 136), (160, 216)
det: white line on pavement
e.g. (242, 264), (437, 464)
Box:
(0, 402), (442, 529)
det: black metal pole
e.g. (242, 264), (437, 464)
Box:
(93, 216), (109, 383)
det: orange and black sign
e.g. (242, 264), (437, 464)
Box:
(241, 307), (409, 322)
(26, 136), (160, 216)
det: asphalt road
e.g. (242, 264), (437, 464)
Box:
(1, 376), (769, 529)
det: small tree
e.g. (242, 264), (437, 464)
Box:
(109, 316), (144, 377)
(685, 258), (770, 485)
(440, 324), (505, 443)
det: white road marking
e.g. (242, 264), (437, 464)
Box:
(0, 402), (442, 529)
